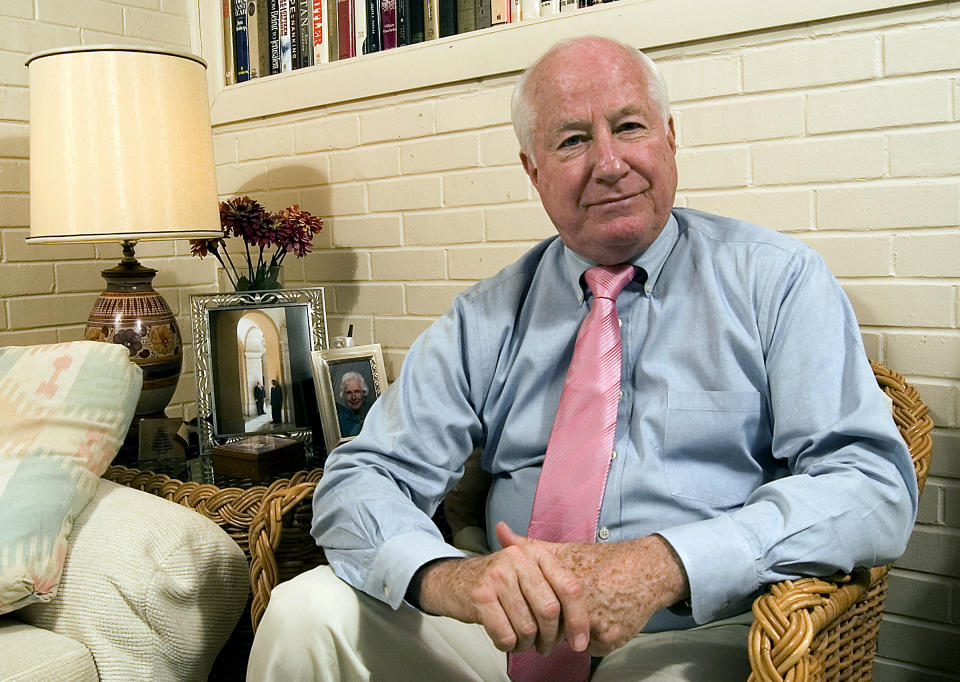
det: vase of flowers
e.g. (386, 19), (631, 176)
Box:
(190, 196), (324, 292)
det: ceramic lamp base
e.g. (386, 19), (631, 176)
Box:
(84, 243), (183, 421)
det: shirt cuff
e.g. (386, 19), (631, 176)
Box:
(364, 530), (466, 609)
(657, 514), (759, 624)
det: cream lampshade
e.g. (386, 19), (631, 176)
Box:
(26, 45), (223, 440)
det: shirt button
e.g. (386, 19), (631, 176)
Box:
(611, 450), (618, 460)
(598, 527), (610, 541)
(618, 317), (622, 328)
(644, 283), (653, 294)
(383, 584), (390, 598)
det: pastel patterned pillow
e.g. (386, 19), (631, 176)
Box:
(0, 341), (142, 614)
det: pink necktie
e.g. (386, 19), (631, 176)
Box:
(508, 264), (635, 682)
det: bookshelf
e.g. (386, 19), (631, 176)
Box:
(197, 0), (919, 126)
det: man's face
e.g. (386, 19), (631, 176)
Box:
(520, 41), (678, 265)
(344, 379), (365, 411)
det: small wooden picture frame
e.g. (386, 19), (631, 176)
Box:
(311, 344), (388, 454)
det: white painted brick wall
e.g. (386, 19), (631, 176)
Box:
(4, 2), (960, 677)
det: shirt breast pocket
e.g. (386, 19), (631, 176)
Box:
(663, 390), (767, 508)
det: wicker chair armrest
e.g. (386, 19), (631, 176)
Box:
(249, 480), (322, 632)
(747, 566), (888, 682)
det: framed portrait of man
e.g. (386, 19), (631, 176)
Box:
(311, 343), (388, 454)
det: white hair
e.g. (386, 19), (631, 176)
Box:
(339, 371), (369, 399)
(510, 37), (671, 162)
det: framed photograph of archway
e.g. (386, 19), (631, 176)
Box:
(311, 344), (388, 455)
(190, 288), (328, 457)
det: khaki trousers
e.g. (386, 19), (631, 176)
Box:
(247, 566), (752, 682)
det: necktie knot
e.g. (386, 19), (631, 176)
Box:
(584, 264), (636, 301)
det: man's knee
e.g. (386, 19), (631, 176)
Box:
(258, 565), (361, 641)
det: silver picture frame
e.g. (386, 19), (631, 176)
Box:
(311, 344), (388, 454)
(190, 288), (328, 455)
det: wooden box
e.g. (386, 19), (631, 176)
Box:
(212, 434), (306, 481)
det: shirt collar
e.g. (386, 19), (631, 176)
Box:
(560, 212), (680, 302)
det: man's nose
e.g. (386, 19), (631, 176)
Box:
(592, 132), (628, 184)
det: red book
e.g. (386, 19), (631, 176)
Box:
(381, 0), (397, 49)
(337, 0), (356, 58)
(313, 0), (329, 63)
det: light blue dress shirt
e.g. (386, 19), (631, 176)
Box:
(312, 208), (918, 629)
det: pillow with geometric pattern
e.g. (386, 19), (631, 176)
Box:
(0, 341), (141, 614)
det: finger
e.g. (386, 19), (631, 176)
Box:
(473, 595), (520, 652)
(495, 521), (531, 548)
(495, 568), (540, 653)
(513, 560), (563, 655)
(537, 550), (590, 653)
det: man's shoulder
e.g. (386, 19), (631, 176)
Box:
(674, 207), (808, 255)
(456, 236), (562, 307)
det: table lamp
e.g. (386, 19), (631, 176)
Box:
(26, 45), (223, 425)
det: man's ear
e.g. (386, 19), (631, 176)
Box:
(666, 116), (677, 153)
(520, 151), (539, 188)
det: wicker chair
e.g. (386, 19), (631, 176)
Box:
(244, 362), (932, 681)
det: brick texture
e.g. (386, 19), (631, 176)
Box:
(4, 3), (960, 676)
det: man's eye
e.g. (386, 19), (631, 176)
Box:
(559, 135), (585, 148)
(618, 121), (645, 133)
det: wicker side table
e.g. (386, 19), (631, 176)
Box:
(102, 464), (326, 681)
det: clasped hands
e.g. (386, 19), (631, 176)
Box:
(416, 522), (689, 657)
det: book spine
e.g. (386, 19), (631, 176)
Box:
(538, 0), (557, 15)
(475, 0), (490, 29)
(423, 0), (438, 40)
(337, 0), (356, 57)
(269, 0), (281, 73)
(288, 0), (301, 67)
(256, 0), (272, 75)
(519, 0), (538, 20)
(365, 0), (381, 53)
(381, 0), (397, 50)
(311, 0), (327, 63)
(438, 0), (456, 36)
(409, 0), (424, 43)
(397, 0), (409, 45)
(491, 0), (508, 24)
(558, 0), (576, 11)
(278, 0), (293, 70)
(511, 0), (521, 21)
(247, 0), (261, 77)
(355, 0), (368, 50)
(233, 0), (251, 82)
(223, 0), (236, 84)
(299, 0), (315, 65)
(456, 0), (474, 33)
(326, 0), (339, 60)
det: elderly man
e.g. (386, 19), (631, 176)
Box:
(337, 371), (370, 437)
(248, 37), (917, 681)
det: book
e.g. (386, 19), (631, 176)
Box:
(538, 0), (557, 15)
(438, 0), (456, 36)
(269, 0), (281, 73)
(247, 0), (262, 78)
(327, 0), (340, 60)
(475, 0), (491, 29)
(279, 0), (293, 70)
(408, 0), (424, 43)
(299, 0), (315, 66)
(312, 0), (330, 63)
(423, 0), (438, 40)
(288, 0), (301, 68)
(511, 0), (521, 22)
(381, 0), (397, 50)
(355, 0), (368, 50)
(364, 0), (381, 53)
(491, 0), (508, 24)
(456, 0), (475, 33)
(558, 0), (576, 11)
(336, 0), (355, 56)
(519, 0), (537, 20)
(233, 0), (251, 82)
(397, 0), (409, 45)
(223, 0), (236, 84)
(255, 0), (272, 75)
